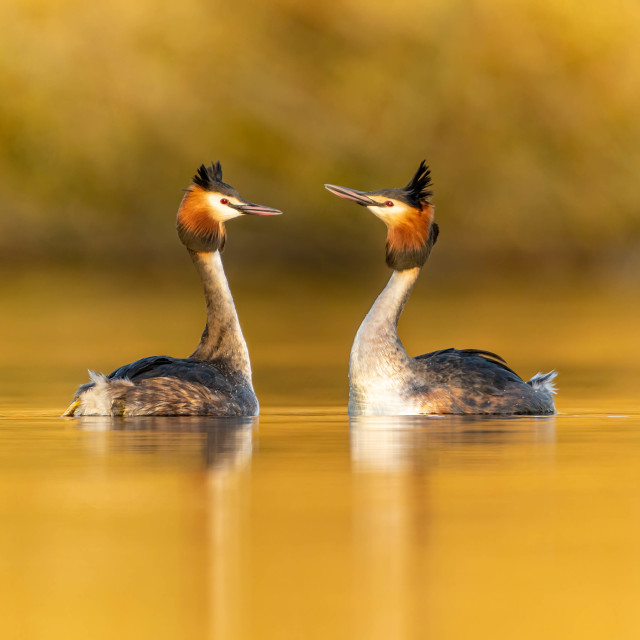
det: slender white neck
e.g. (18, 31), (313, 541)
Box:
(350, 267), (421, 380)
(189, 250), (253, 384)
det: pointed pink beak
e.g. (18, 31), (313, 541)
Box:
(231, 202), (282, 216)
(324, 184), (379, 206)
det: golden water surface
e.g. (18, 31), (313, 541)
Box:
(1, 271), (639, 639)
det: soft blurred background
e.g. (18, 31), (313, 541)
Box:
(2, 4), (640, 640)
(1, 0), (639, 409)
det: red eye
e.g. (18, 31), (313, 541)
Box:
(220, 198), (229, 205)
(385, 200), (394, 207)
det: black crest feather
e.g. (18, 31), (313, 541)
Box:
(402, 160), (433, 206)
(192, 162), (223, 191)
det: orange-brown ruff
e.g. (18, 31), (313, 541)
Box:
(385, 204), (434, 254)
(324, 161), (557, 416)
(64, 162), (282, 417)
(177, 186), (226, 250)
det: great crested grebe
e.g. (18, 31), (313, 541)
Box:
(63, 162), (281, 417)
(325, 161), (557, 416)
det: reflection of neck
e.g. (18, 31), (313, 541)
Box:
(188, 250), (252, 384)
(351, 267), (421, 370)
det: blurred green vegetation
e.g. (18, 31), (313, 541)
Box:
(1, 0), (640, 283)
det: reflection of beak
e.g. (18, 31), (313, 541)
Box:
(324, 184), (379, 206)
(231, 202), (282, 216)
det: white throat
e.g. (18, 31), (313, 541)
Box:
(349, 268), (421, 414)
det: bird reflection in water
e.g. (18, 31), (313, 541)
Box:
(75, 415), (255, 471)
(350, 414), (556, 473)
(74, 415), (254, 639)
(348, 415), (556, 639)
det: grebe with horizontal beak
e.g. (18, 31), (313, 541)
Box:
(325, 162), (556, 416)
(64, 162), (281, 417)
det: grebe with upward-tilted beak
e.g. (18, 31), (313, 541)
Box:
(325, 161), (557, 416)
(64, 162), (282, 417)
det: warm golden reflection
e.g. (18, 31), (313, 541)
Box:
(77, 417), (256, 640)
(350, 415), (557, 471)
(2, 410), (640, 638)
(76, 416), (255, 472)
(347, 415), (640, 639)
(0, 417), (255, 640)
(349, 418), (557, 638)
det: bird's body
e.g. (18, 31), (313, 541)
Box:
(69, 358), (258, 417)
(325, 162), (557, 416)
(64, 163), (281, 417)
(347, 266), (556, 416)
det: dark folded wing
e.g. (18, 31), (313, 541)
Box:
(108, 356), (232, 391)
(415, 347), (521, 379)
(108, 356), (177, 381)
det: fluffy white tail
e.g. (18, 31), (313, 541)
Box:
(527, 370), (558, 395)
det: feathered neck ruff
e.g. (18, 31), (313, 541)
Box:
(176, 186), (226, 253)
(385, 204), (439, 271)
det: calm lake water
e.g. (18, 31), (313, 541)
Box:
(1, 271), (639, 638)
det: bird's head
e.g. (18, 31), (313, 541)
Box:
(177, 162), (282, 252)
(324, 161), (439, 270)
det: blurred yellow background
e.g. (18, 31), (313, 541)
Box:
(2, 6), (640, 639)
(1, 0), (639, 282)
